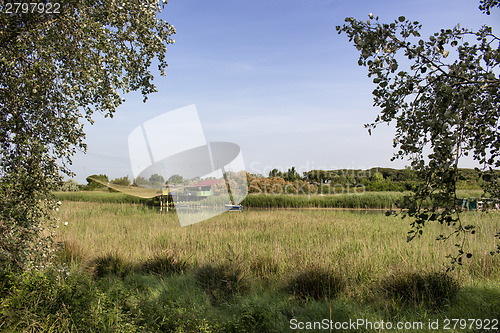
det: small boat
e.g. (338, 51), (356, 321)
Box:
(225, 203), (243, 211)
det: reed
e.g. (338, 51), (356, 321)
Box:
(54, 189), (484, 209)
(54, 201), (500, 286)
(1, 200), (497, 332)
(54, 190), (151, 204)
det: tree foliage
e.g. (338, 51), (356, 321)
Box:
(167, 174), (184, 185)
(0, 0), (175, 270)
(84, 174), (109, 191)
(60, 179), (80, 192)
(336, 2), (500, 266)
(148, 174), (165, 187)
(111, 176), (131, 187)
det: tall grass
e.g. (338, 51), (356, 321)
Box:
(1, 201), (497, 332)
(54, 201), (500, 286)
(54, 191), (151, 204)
(242, 192), (404, 208)
(54, 189), (487, 209)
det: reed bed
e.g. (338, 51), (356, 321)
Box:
(3, 200), (493, 332)
(54, 189), (485, 209)
(54, 201), (500, 288)
(54, 190), (150, 204)
(241, 192), (404, 209)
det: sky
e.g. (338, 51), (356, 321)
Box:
(69, 0), (500, 184)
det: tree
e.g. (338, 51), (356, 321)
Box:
(336, 1), (500, 267)
(60, 179), (80, 192)
(268, 168), (283, 178)
(111, 176), (131, 187)
(148, 174), (165, 187)
(108, 176), (131, 192)
(133, 176), (151, 187)
(0, 1), (175, 270)
(371, 172), (384, 183)
(284, 166), (301, 182)
(84, 174), (109, 191)
(167, 174), (184, 185)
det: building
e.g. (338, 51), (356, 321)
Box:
(183, 179), (224, 198)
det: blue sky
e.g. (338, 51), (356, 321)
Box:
(69, 0), (500, 183)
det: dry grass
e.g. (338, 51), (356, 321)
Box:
(54, 201), (500, 292)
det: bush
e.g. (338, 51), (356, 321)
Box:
(0, 269), (96, 331)
(88, 253), (132, 279)
(195, 263), (248, 305)
(83, 174), (109, 191)
(138, 251), (189, 276)
(381, 271), (460, 308)
(285, 266), (344, 301)
(60, 179), (80, 191)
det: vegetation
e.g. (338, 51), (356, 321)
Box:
(336, 1), (500, 266)
(59, 179), (80, 192)
(0, 0), (175, 270)
(111, 176), (131, 187)
(303, 168), (495, 192)
(84, 174), (109, 191)
(73, 167), (494, 200)
(54, 188), (485, 210)
(0, 201), (497, 331)
(268, 166), (302, 181)
(54, 191), (151, 205)
(167, 174), (184, 185)
(242, 192), (403, 209)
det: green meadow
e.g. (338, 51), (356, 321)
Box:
(1, 195), (498, 332)
(54, 189), (485, 209)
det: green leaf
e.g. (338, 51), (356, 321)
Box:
(337, 11), (500, 268)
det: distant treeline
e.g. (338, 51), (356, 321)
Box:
(301, 167), (498, 193)
(60, 167), (498, 194)
(247, 167), (497, 194)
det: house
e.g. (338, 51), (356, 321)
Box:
(183, 179), (224, 197)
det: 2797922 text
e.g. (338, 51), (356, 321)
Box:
(1, 2), (60, 14)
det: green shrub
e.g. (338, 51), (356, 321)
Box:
(138, 251), (189, 276)
(0, 269), (96, 331)
(88, 253), (132, 279)
(285, 266), (344, 301)
(381, 271), (460, 308)
(0, 268), (16, 299)
(195, 263), (248, 305)
(60, 179), (80, 192)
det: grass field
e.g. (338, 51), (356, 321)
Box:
(53, 201), (499, 280)
(54, 189), (486, 208)
(1, 199), (498, 332)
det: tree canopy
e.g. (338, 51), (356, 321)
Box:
(336, 1), (500, 266)
(0, 0), (175, 269)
